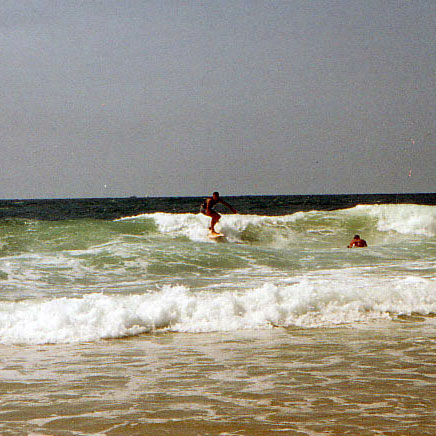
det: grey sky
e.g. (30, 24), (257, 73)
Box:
(1, 0), (434, 198)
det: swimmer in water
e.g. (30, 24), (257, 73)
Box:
(348, 235), (368, 248)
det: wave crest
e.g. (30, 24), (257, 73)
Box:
(349, 204), (436, 236)
(120, 204), (436, 242)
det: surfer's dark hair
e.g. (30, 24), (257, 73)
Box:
(354, 235), (360, 239)
(213, 191), (219, 196)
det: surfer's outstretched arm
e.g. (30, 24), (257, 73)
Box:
(219, 199), (237, 214)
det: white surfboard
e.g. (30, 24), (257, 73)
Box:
(208, 231), (225, 240)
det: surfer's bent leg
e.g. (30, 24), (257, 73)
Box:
(209, 210), (221, 234)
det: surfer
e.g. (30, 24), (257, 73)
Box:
(200, 192), (237, 235)
(348, 235), (368, 248)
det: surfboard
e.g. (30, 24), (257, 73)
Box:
(208, 231), (225, 240)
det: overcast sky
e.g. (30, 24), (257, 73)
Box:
(0, 0), (434, 198)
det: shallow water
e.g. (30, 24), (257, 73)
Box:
(1, 321), (436, 436)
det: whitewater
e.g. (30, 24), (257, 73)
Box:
(1, 203), (435, 345)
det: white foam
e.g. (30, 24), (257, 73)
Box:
(1, 275), (435, 345)
(120, 212), (211, 241)
(119, 212), (304, 243)
(348, 204), (436, 236)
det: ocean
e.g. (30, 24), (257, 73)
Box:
(0, 194), (435, 436)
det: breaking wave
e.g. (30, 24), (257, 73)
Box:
(1, 203), (435, 345)
(119, 204), (436, 242)
(1, 275), (435, 345)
